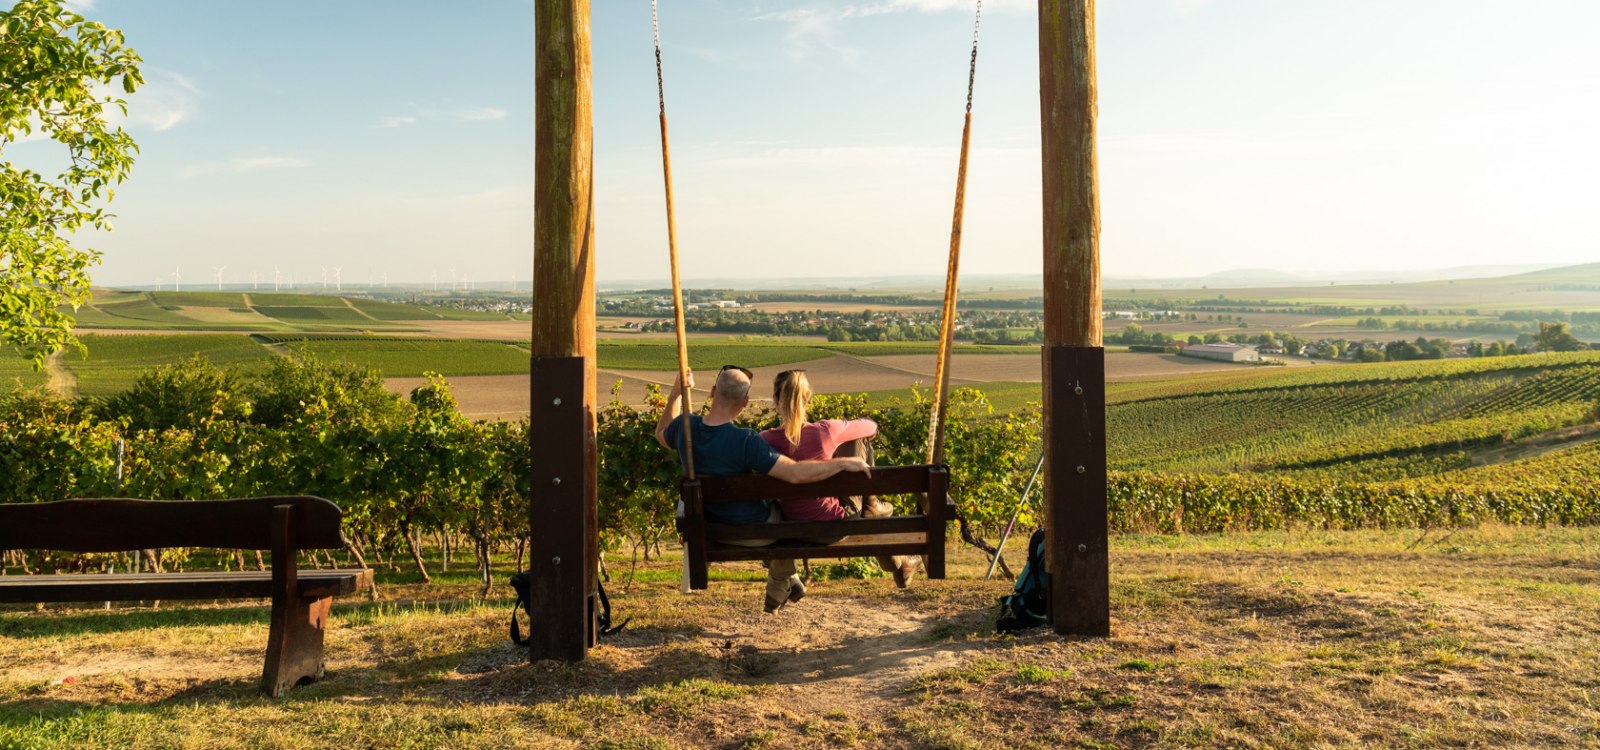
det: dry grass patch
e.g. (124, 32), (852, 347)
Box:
(3, 527), (1599, 748)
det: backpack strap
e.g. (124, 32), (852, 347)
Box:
(597, 579), (631, 637)
(510, 589), (531, 647)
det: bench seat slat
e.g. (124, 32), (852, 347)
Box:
(704, 532), (928, 563)
(0, 569), (372, 604)
(704, 515), (930, 541)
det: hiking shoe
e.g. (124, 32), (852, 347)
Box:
(893, 556), (923, 589)
(787, 576), (806, 604)
(764, 595), (785, 614)
(862, 496), (894, 518)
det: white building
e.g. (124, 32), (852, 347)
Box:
(1180, 342), (1259, 362)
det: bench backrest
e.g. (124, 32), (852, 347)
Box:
(687, 465), (941, 504)
(0, 496), (346, 553)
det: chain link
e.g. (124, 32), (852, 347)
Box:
(653, 0), (666, 116)
(966, 0), (982, 113)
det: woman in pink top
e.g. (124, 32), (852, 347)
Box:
(760, 370), (922, 586)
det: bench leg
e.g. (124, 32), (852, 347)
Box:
(262, 594), (331, 697)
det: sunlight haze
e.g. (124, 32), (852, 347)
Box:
(28, 0), (1599, 288)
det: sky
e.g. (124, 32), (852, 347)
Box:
(14, 0), (1600, 288)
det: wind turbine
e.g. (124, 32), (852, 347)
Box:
(212, 266), (226, 291)
(450, 266), (457, 291)
(432, 271), (439, 291)
(333, 267), (343, 292)
(273, 266), (281, 292)
(250, 270), (259, 290)
(320, 266), (328, 289)
(382, 272), (389, 289)
(172, 266), (181, 292)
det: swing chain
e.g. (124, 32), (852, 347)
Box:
(652, 0), (666, 116)
(966, 0), (982, 113)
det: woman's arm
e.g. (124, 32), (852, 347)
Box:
(823, 418), (878, 445)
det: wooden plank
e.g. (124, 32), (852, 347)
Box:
(0, 497), (345, 553)
(697, 465), (935, 503)
(1040, 0), (1109, 638)
(680, 481), (709, 590)
(705, 515), (929, 541)
(0, 570), (369, 603)
(1038, 0), (1102, 348)
(706, 537), (929, 564)
(1043, 345), (1109, 636)
(528, 356), (596, 660)
(532, 0), (597, 662)
(925, 466), (950, 579)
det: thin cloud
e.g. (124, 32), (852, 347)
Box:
(375, 105), (506, 128)
(450, 106), (507, 122)
(126, 70), (201, 132)
(180, 156), (310, 178)
(751, 1), (1019, 59)
(61, 0), (95, 12)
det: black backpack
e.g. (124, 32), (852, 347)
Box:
(995, 529), (1049, 633)
(510, 571), (629, 646)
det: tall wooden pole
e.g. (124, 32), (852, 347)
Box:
(530, 0), (598, 661)
(1039, 0), (1109, 636)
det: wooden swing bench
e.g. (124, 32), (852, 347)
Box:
(0, 496), (372, 697)
(677, 464), (954, 590)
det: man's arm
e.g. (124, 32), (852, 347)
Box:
(654, 372), (694, 449)
(767, 454), (872, 484)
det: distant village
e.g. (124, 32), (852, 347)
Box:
(405, 291), (1594, 363)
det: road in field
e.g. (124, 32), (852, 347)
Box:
(397, 352), (1309, 419)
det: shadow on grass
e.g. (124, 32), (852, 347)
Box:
(0, 597), (499, 640)
(444, 604), (1002, 706)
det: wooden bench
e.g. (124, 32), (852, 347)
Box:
(677, 465), (954, 590)
(0, 496), (373, 697)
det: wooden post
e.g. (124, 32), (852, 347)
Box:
(1039, 0), (1109, 636)
(531, 0), (598, 661)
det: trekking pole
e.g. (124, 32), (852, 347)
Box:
(984, 451), (1045, 581)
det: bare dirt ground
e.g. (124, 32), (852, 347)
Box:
(43, 350), (77, 399)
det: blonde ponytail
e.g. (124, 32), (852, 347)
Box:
(773, 370), (811, 446)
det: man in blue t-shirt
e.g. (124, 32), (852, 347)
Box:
(656, 366), (871, 612)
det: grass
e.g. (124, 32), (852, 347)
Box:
(0, 350), (49, 390)
(149, 292), (248, 308)
(244, 292), (347, 307)
(288, 339), (531, 378)
(252, 306), (374, 323)
(4, 526), (1598, 748)
(63, 334), (273, 397)
(347, 298), (442, 321)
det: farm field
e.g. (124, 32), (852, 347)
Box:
(63, 334), (275, 398)
(1105, 352), (1600, 481)
(412, 350), (1278, 418)
(68, 291), (453, 333)
(3, 527), (1598, 749)
(289, 338), (532, 378)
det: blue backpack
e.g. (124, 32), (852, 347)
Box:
(995, 528), (1048, 633)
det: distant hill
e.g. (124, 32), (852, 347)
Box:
(1501, 262), (1600, 284)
